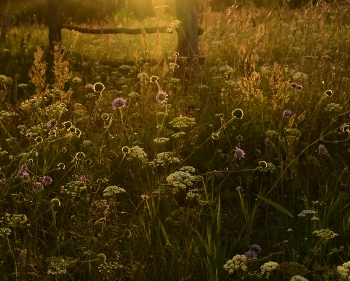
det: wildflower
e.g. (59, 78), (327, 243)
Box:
(234, 147), (245, 160)
(232, 108), (244, 119)
(71, 77), (82, 83)
(101, 113), (110, 120)
(337, 261), (350, 280)
(111, 251), (120, 261)
(260, 261), (279, 278)
(324, 103), (342, 113)
(223, 255), (248, 274)
(75, 152), (85, 160)
(169, 115), (196, 128)
(32, 182), (43, 191)
(290, 275), (308, 281)
(340, 123), (350, 133)
(313, 228), (338, 240)
(166, 170), (198, 189)
(121, 146), (131, 154)
(236, 135), (243, 141)
(62, 121), (72, 129)
(153, 137), (170, 144)
(317, 144), (328, 155)
(215, 171), (225, 180)
(290, 82), (298, 89)
(112, 97), (127, 110)
(264, 137), (269, 146)
(103, 186), (126, 197)
(19, 250), (27, 264)
(18, 164), (28, 179)
(324, 89), (333, 97)
(298, 210), (316, 217)
(0, 178), (6, 184)
(79, 175), (86, 183)
(283, 110), (293, 118)
(244, 250), (258, 259)
(43, 175), (53, 185)
(93, 82), (105, 93)
(156, 90), (168, 104)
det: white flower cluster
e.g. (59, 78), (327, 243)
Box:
(166, 168), (199, 189)
(4, 213), (28, 227)
(60, 180), (87, 196)
(103, 186), (126, 197)
(265, 130), (278, 136)
(153, 137), (170, 144)
(313, 228), (338, 240)
(149, 152), (181, 167)
(337, 261), (350, 280)
(0, 227), (11, 237)
(169, 115), (196, 128)
(172, 131), (186, 139)
(47, 257), (75, 275)
(260, 261), (279, 278)
(324, 103), (343, 113)
(290, 275), (309, 281)
(297, 210), (316, 217)
(98, 261), (123, 275)
(293, 71), (308, 81)
(126, 146), (148, 161)
(223, 254), (248, 274)
(285, 128), (302, 137)
(0, 110), (18, 120)
(186, 188), (203, 201)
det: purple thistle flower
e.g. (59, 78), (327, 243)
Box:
(0, 178), (6, 184)
(18, 164), (28, 179)
(43, 175), (53, 186)
(264, 137), (269, 147)
(111, 250), (120, 261)
(32, 182), (43, 191)
(244, 250), (258, 259)
(283, 110), (293, 118)
(79, 175), (87, 183)
(156, 90), (168, 104)
(112, 97), (127, 110)
(251, 244), (262, 253)
(318, 144), (328, 155)
(19, 250), (27, 264)
(290, 82), (298, 89)
(215, 171), (225, 180)
(234, 147), (245, 160)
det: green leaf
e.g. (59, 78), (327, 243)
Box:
(257, 195), (294, 218)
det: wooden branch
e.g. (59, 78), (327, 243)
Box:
(59, 25), (204, 35)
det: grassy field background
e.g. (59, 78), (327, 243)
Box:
(0, 1), (350, 280)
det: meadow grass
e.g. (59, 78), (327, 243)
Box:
(0, 1), (350, 280)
